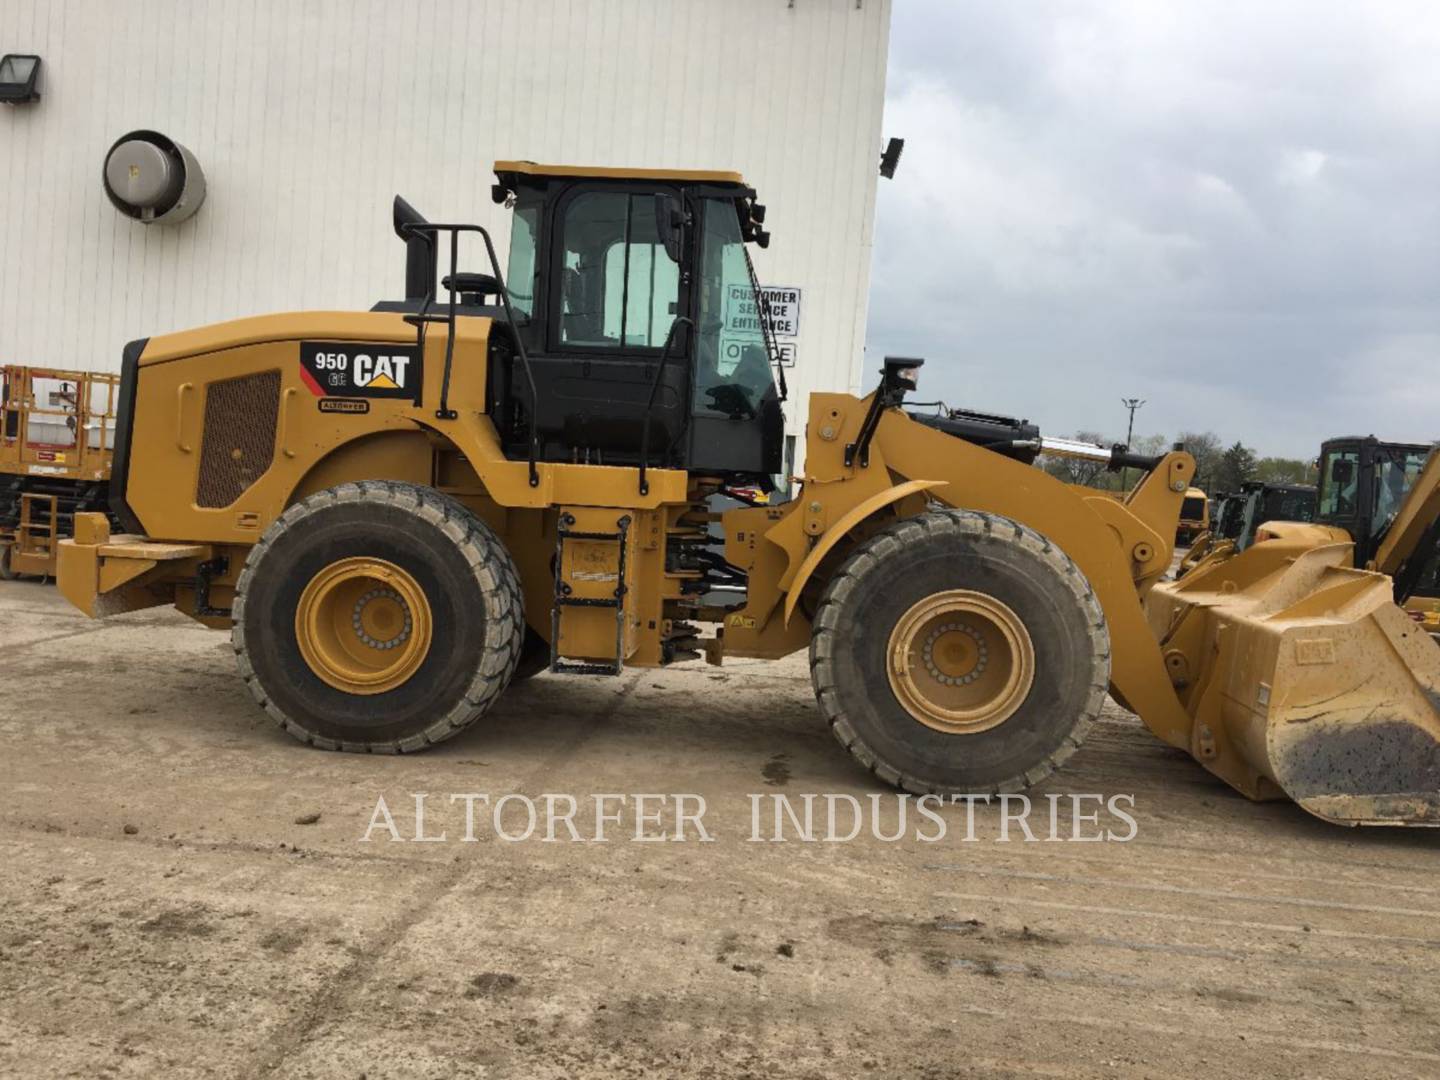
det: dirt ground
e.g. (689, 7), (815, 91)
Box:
(3, 579), (1440, 1079)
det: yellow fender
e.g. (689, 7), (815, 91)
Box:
(782, 479), (947, 625)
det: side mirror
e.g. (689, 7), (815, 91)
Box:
(1332, 459), (1354, 485)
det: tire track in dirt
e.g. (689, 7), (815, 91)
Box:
(245, 669), (646, 1077)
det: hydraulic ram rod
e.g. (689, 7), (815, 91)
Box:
(1024, 436), (1165, 472)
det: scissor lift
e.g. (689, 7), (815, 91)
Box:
(0, 365), (119, 579)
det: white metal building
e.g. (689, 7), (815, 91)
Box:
(0, 0), (892, 468)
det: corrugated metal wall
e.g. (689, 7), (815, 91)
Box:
(0, 0), (890, 449)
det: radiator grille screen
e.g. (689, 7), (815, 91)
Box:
(196, 371), (281, 508)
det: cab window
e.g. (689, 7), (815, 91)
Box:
(505, 200), (540, 322)
(1372, 449), (1427, 536)
(1319, 451), (1359, 517)
(1270, 488), (1316, 523)
(1234, 493), (1253, 536)
(556, 191), (680, 350)
(693, 198), (777, 417)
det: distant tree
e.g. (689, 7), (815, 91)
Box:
(1216, 441), (1259, 493)
(1175, 430), (1223, 491)
(1130, 433), (1170, 458)
(1254, 456), (1315, 485)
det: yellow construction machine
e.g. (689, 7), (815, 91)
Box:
(1175, 486), (1208, 545)
(1, 365), (120, 579)
(1153, 435), (1440, 824)
(55, 163), (1440, 825)
(1177, 480), (1316, 577)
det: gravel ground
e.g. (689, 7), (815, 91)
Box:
(3, 579), (1440, 1078)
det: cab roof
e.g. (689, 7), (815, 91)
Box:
(493, 160), (747, 186)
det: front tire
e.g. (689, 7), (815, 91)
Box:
(233, 481), (524, 752)
(811, 509), (1110, 795)
(509, 627), (551, 683)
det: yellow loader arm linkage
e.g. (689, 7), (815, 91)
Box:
(727, 392), (1201, 754)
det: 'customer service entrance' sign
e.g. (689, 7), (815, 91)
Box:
(722, 284), (803, 371)
(756, 286), (801, 337)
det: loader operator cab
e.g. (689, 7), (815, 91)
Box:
(483, 163), (785, 487)
(1211, 493), (1241, 541)
(1233, 480), (1315, 552)
(1316, 436), (1429, 568)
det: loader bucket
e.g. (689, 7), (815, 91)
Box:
(1151, 543), (1440, 826)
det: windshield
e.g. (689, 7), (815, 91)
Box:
(1181, 496), (1205, 521)
(693, 198), (780, 418)
(1372, 447), (1428, 537)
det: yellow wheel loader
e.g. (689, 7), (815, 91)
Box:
(1152, 435), (1440, 824)
(1175, 486), (1209, 545)
(56, 163), (1440, 825)
(1176, 481), (1316, 578)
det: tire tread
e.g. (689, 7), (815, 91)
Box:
(809, 508), (1110, 796)
(230, 480), (523, 753)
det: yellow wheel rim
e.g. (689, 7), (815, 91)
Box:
(295, 557), (433, 695)
(886, 589), (1035, 734)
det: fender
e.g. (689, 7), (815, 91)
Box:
(781, 479), (946, 625)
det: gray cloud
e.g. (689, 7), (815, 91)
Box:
(866, 1), (1440, 458)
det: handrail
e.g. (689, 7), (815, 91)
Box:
(637, 316), (693, 496)
(399, 221), (542, 488)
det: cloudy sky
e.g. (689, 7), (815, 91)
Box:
(866, 1), (1440, 458)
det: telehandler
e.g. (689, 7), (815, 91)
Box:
(56, 163), (1440, 825)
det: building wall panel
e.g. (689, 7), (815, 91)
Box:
(0, 0), (890, 449)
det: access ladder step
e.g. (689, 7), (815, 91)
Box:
(558, 529), (624, 541)
(550, 511), (633, 677)
(551, 660), (623, 676)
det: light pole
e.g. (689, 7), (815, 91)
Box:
(1121, 398), (1145, 488)
(1121, 397), (1145, 449)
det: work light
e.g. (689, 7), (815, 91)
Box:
(0, 54), (41, 104)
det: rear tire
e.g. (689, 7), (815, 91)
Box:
(0, 544), (14, 581)
(233, 481), (524, 752)
(810, 509), (1109, 795)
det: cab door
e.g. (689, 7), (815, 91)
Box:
(522, 183), (693, 465)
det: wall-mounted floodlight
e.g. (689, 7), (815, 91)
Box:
(0, 54), (41, 104)
(102, 130), (206, 225)
(879, 136), (905, 179)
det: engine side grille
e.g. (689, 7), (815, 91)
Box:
(196, 370), (281, 509)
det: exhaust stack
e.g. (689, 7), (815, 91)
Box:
(392, 195), (436, 301)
